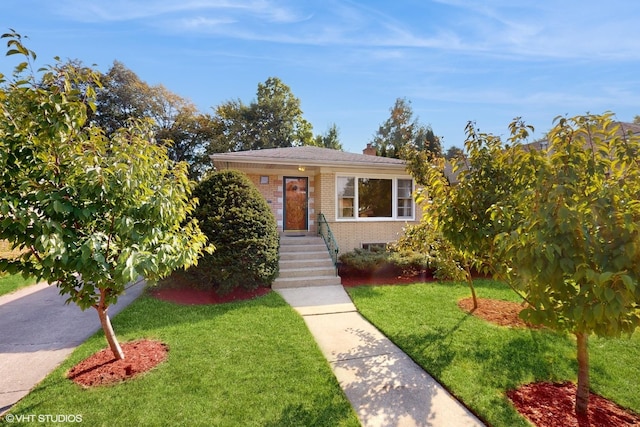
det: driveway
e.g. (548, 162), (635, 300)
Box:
(0, 279), (145, 413)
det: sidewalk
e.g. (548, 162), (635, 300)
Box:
(0, 280), (145, 414)
(276, 285), (485, 427)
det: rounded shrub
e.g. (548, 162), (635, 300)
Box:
(338, 247), (430, 278)
(191, 169), (279, 293)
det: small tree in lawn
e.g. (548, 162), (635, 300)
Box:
(403, 119), (535, 308)
(492, 113), (640, 417)
(0, 32), (209, 360)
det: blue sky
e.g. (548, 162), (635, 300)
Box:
(3, 1), (640, 153)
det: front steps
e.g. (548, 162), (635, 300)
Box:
(272, 235), (342, 289)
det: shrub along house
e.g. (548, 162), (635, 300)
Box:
(210, 145), (421, 253)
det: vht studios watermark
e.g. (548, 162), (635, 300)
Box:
(3, 413), (83, 423)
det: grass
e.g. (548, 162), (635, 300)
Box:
(0, 273), (37, 297)
(0, 240), (37, 297)
(4, 292), (359, 427)
(347, 280), (640, 427)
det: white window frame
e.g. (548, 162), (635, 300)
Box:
(397, 178), (414, 219)
(335, 174), (415, 221)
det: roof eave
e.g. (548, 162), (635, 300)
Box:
(210, 154), (407, 170)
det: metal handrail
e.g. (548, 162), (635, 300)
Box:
(317, 213), (339, 275)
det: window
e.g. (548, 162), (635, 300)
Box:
(397, 179), (413, 218)
(361, 242), (387, 251)
(336, 176), (414, 220)
(358, 178), (392, 217)
(337, 177), (355, 218)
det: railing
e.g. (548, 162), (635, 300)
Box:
(317, 213), (339, 275)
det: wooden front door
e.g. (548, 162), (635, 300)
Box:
(283, 177), (308, 231)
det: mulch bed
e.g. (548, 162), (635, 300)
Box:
(339, 267), (436, 287)
(67, 339), (168, 387)
(151, 286), (271, 305)
(508, 382), (640, 427)
(457, 296), (533, 328)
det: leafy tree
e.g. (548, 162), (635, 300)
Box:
(150, 85), (216, 179)
(414, 112), (640, 417)
(404, 119), (535, 307)
(207, 98), (252, 154)
(444, 145), (464, 160)
(0, 32), (209, 360)
(309, 123), (343, 150)
(93, 61), (151, 135)
(94, 61), (213, 179)
(492, 114), (640, 416)
(210, 77), (314, 152)
(633, 115), (640, 124)
(371, 97), (442, 158)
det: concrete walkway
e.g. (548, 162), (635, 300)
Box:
(276, 285), (485, 427)
(0, 280), (145, 414)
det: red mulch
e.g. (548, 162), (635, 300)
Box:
(150, 269), (273, 305)
(151, 286), (271, 305)
(67, 339), (168, 387)
(508, 382), (640, 427)
(457, 297), (533, 328)
(340, 269), (436, 287)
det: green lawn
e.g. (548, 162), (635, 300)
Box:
(347, 280), (640, 427)
(0, 273), (37, 297)
(0, 240), (37, 296)
(4, 292), (359, 427)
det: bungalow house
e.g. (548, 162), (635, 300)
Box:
(211, 145), (421, 253)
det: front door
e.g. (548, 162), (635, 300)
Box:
(283, 177), (308, 231)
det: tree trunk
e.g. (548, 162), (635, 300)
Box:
(95, 291), (125, 360)
(465, 265), (478, 310)
(575, 332), (590, 417)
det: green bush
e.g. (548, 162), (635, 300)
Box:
(339, 247), (389, 272)
(191, 170), (279, 293)
(338, 247), (430, 276)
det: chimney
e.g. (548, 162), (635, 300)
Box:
(363, 143), (377, 156)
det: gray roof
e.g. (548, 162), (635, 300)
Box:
(211, 146), (407, 169)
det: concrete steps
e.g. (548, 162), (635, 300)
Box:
(273, 235), (341, 289)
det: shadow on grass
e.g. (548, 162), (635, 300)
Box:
(404, 314), (472, 379)
(265, 399), (359, 427)
(474, 332), (576, 388)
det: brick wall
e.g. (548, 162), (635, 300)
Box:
(316, 171), (336, 221)
(326, 220), (416, 252)
(246, 173), (316, 234)
(247, 174), (283, 229)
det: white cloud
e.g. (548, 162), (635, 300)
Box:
(51, 0), (640, 61)
(430, 0), (640, 60)
(54, 0), (306, 24)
